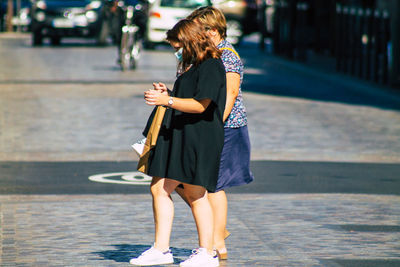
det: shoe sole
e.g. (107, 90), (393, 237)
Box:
(130, 260), (173, 266)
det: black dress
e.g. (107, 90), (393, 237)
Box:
(146, 58), (226, 192)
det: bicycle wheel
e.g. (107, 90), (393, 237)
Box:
(120, 31), (132, 71)
(130, 36), (141, 69)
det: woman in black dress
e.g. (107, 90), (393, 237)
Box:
(130, 19), (226, 267)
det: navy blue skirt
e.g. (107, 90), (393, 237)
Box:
(215, 125), (254, 191)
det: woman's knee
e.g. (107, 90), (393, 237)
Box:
(150, 177), (178, 197)
(150, 177), (167, 197)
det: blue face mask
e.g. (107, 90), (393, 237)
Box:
(174, 48), (183, 62)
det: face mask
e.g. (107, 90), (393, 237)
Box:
(174, 48), (183, 62)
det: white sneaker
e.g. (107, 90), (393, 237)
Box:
(129, 246), (174, 266)
(131, 138), (146, 156)
(179, 248), (219, 267)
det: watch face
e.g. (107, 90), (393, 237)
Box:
(168, 98), (173, 105)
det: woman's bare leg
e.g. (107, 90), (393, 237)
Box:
(183, 184), (214, 254)
(208, 190), (227, 254)
(177, 186), (229, 238)
(150, 177), (180, 252)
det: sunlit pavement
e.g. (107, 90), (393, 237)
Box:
(1, 194), (399, 266)
(0, 33), (400, 266)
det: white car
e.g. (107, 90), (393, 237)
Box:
(145, 0), (212, 47)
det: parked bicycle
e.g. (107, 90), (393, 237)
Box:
(118, 3), (141, 70)
(119, 4), (141, 70)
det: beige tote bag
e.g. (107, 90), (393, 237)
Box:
(137, 106), (166, 174)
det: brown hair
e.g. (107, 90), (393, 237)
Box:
(166, 19), (221, 72)
(187, 6), (227, 39)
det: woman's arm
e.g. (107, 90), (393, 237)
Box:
(223, 72), (240, 121)
(144, 89), (211, 114)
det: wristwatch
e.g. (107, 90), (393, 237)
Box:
(168, 96), (174, 107)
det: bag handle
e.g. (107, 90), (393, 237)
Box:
(219, 47), (240, 59)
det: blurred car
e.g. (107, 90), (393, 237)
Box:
(212, 0), (250, 45)
(145, 0), (211, 48)
(213, 0), (275, 45)
(0, 0), (31, 32)
(30, 0), (111, 46)
(11, 5), (31, 32)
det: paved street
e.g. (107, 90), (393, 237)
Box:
(1, 33), (400, 266)
(0, 161), (400, 195)
(1, 34), (400, 163)
(1, 194), (400, 266)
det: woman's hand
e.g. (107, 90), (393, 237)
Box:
(153, 82), (169, 95)
(144, 89), (168, 106)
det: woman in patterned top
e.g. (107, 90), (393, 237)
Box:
(185, 6), (254, 260)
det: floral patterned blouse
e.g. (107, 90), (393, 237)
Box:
(217, 40), (248, 128)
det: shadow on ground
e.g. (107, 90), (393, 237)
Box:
(236, 41), (400, 111)
(92, 244), (192, 264)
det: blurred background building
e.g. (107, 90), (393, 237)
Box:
(272, 0), (399, 87)
(0, 0), (399, 87)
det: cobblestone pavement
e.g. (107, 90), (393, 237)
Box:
(1, 83), (399, 163)
(1, 194), (400, 266)
(1, 34), (400, 163)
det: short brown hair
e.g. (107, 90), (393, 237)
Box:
(187, 6), (227, 39)
(166, 19), (221, 72)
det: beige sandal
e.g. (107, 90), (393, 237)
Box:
(217, 249), (228, 260)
